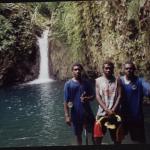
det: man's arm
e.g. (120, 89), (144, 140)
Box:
(64, 101), (71, 126)
(64, 82), (71, 126)
(142, 78), (150, 97)
(95, 79), (113, 115)
(80, 91), (95, 102)
(112, 78), (122, 112)
(80, 81), (95, 103)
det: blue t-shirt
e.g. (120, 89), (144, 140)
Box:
(64, 79), (95, 125)
(120, 76), (150, 121)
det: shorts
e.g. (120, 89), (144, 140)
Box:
(123, 119), (146, 143)
(72, 113), (95, 136)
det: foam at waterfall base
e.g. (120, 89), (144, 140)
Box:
(27, 78), (55, 85)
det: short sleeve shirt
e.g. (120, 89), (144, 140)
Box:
(120, 76), (150, 121)
(64, 79), (94, 124)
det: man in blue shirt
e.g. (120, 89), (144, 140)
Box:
(64, 63), (95, 145)
(120, 61), (150, 143)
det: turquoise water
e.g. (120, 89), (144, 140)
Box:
(0, 81), (73, 147)
(0, 81), (98, 147)
(0, 81), (149, 147)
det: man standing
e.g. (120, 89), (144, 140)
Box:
(94, 61), (122, 144)
(64, 63), (95, 145)
(120, 61), (150, 143)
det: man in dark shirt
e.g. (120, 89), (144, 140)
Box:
(120, 61), (150, 143)
(64, 63), (95, 145)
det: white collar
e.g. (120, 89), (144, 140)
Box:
(124, 76), (131, 84)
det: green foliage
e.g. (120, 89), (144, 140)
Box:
(51, 2), (85, 62)
(0, 1), (149, 82)
(127, 0), (140, 20)
(0, 3), (37, 55)
(37, 3), (52, 17)
(0, 15), (16, 52)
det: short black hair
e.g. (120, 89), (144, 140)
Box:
(71, 63), (83, 71)
(102, 60), (114, 69)
(124, 60), (136, 70)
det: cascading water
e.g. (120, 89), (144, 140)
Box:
(28, 30), (53, 84)
(38, 30), (49, 80)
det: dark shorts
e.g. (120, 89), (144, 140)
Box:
(123, 119), (146, 143)
(72, 113), (95, 136)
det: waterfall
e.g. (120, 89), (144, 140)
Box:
(28, 30), (53, 84)
(38, 30), (49, 80)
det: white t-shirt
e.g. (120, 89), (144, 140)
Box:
(96, 76), (117, 116)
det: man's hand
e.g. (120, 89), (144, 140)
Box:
(65, 115), (71, 126)
(80, 91), (93, 103)
(105, 108), (114, 116)
(80, 91), (86, 103)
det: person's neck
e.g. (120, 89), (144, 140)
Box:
(104, 74), (113, 80)
(125, 75), (135, 81)
(72, 77), (82, 83)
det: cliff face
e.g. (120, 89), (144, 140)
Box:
(0, 1), (149, 86)
(0, 3), (41, 86)
(49, 0), (150, 80)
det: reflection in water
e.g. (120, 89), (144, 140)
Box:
(38, 83), (62, 145)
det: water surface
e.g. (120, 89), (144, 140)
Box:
(0, 81), (149, 147)
(0, 81), (75, 147)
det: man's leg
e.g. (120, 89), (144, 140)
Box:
(112, 123), (126, 144)
(109, 128), (121, 144)
(76, 135), (82, 145)
(129, 121), (146, 144)
(93, 116), (107, 145)
(85, 131), (95, 145)
(74, 122), (83, 145)
(84, 113), (95, 145)
(93, 125), (106, 145)
(94, 137), (103, 145)
(84, 128), (89, 145)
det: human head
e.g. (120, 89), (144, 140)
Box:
(102, 60), (114, 78)
(123, 61), (136, 78)
(72, 63), (83, 80)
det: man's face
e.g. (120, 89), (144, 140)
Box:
(72, 65), (82, 79)
(124, 64), (135, 78)
(103, 64), (114, 78)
